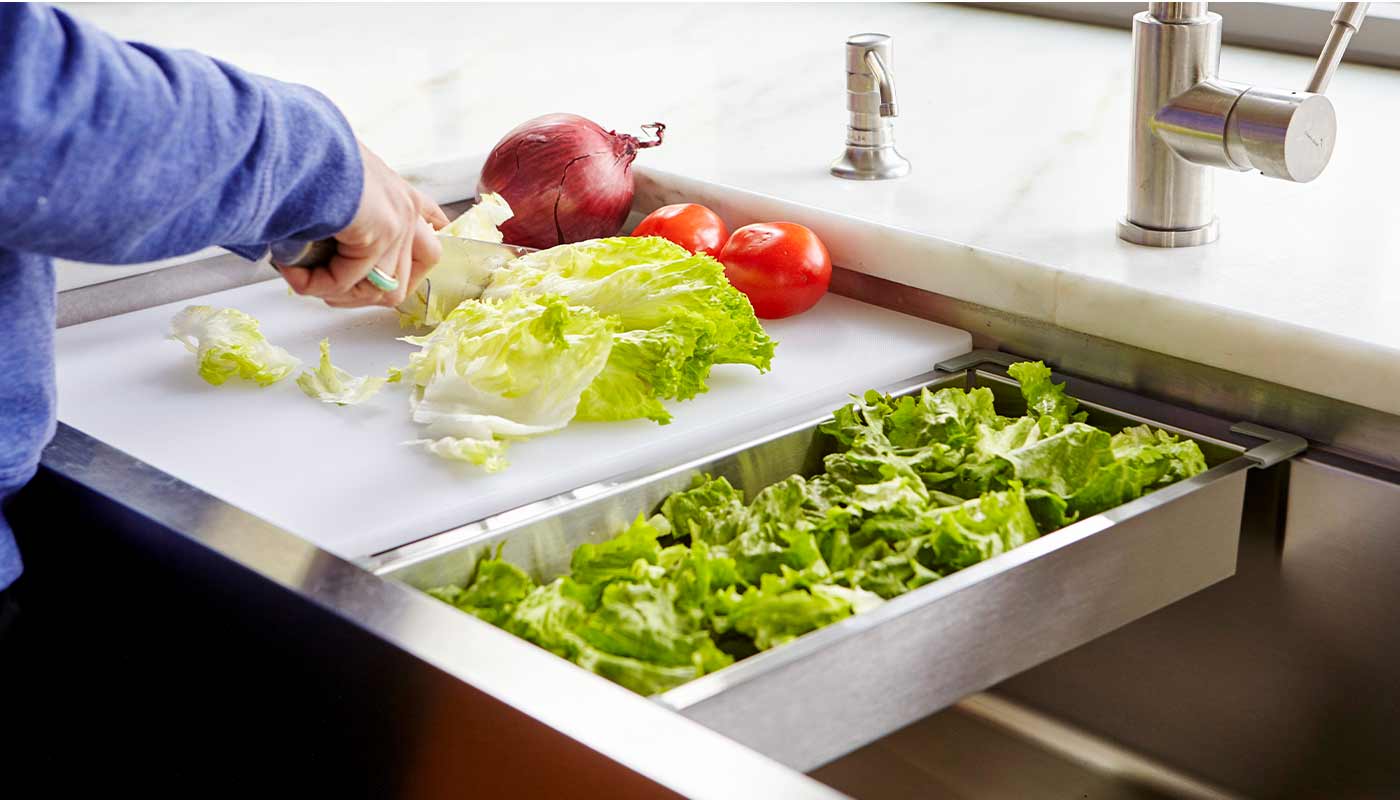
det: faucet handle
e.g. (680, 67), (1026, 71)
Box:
(1224, 88), (1336, 183)
(1307, 2), (1369, 93)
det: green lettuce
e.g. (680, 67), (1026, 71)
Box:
(658, 475), (749, 547)
(169, 305), (299, 386)
(1007, 360), (1086, 430)
(425, 361), (1208, 696)
(296, 339), (387, 405)
(402, 236), (775, 444)
(428, 553), (535, 626)
(483, 236), (775, 374)
(573, 317), (715, 425)
(399, 293), (615, 465)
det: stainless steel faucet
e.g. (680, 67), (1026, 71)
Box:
(831, 33), (911, 180)
(1118, 2), (1369, 247)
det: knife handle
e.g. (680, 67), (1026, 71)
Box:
(269, 239), (337, 270)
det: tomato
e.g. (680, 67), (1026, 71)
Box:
(631, 203), (731, 257)
(718, 222), (831, 319)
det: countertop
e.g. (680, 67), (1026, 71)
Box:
(54, 2), (1400, 415)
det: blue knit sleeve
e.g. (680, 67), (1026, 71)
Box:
(0, 3), (364, 264)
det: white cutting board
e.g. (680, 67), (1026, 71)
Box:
(55, 280), (970, 558)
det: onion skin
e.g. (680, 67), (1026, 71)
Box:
(477, 114), (665, 250)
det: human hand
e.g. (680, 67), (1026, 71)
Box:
(279, 140), (449, 308)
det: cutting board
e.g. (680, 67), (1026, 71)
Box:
(55, 280), (971, 558)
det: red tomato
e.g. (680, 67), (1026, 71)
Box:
(718, 222), (832, 319)
(631, 203), (731, 257)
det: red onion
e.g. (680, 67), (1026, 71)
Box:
(477, 114), (665, 250)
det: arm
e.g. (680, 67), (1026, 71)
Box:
(0, 3), (443, 307)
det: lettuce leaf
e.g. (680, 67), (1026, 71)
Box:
(659, 475), (749, 547)
(169, 305), (299, 386)
(724, 568), (860, 651)
(426, 361), (1208, 696)
(579, 581), (732, 673)
(1007, 360), (1086, 430)
(400, 293), (615, 458)
(296, 339), (387, 405)
(428, 553), (535, 626)
(483, 237), (775, 372)
(573, 317), (715, 425)
(570, 515), (664, 587)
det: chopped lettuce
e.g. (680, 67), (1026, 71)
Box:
(400, 293), (615, 463)
(296, 339), (387, 405)
(425, 360), (1211, 696)
(169, 305), (299, 386)
(428, 553), (535, 626)
(408, 436), (510, 473)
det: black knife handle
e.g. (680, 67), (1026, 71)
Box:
(269, 239), (337, 270)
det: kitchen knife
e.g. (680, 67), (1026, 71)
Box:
(269, 235), (536, 311)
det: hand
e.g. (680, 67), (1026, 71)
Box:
(279, 140), (449, 308)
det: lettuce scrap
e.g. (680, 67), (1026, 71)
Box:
(408, 436), (509, 473)
(426, 361), (1209, 695)
(169, 305), (299, 386)
(296, 339), (387, 405)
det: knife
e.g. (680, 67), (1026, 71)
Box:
(269, 235), (536, 310)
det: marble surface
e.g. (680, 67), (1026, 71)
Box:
(53, 3), (1400, 414)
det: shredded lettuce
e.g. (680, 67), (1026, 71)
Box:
(169, 305), (299, 387)
(426, 361), (1209, 695)
(296, 339), (387, 405)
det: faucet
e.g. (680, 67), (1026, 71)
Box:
(831, 33), (911, 180)
(1118, 2), (1369, 247)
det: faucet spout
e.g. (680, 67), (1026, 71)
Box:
(863, 50), (898, 117)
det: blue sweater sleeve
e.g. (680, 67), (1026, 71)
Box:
(0, 3), (364, 264)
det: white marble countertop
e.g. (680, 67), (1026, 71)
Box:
(55, 2), (1400, 414)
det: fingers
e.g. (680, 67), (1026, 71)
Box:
(403, 219), (441, 297)
(385, 229), (413, 307)
(322, 279), (385, 309)
(279, 265), (312, 295)
(411, 217), (442, 273)
(324, 233), (395, 296)
(416, 189), (450, 230)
